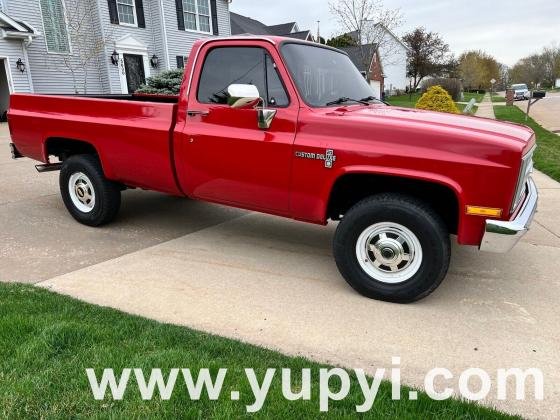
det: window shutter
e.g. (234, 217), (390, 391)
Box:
(175, 0), (185, 30)
(107, 0), (119, 24)
(135, 0), (146, 28)
(176, 56), (185, 69)
(210, 0), (219, 35)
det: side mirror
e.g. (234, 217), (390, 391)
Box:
(227, 84), (260, 109)
(227, 83), (277, 130)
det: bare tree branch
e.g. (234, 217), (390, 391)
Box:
(329, 0), (403, 80)
(55, 0), (113, 94)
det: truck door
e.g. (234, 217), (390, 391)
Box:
(176, 42), (299, 215)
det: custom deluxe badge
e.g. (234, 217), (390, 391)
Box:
(295, 149), (337, 169)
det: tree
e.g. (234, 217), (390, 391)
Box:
(510, 44), (560, 88)
(458, 50), (500, 90)
(326, 33), (357, 48)
(329, 0), (403, 81)
(402, 27), (454, 90)
(136, 69), (185, 95)
(56, 1), (113, 93)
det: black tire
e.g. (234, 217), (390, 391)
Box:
(333, 193), (450, 303)
(59, 154), (121, 227)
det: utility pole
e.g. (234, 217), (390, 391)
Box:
(317, 20), (320, 43)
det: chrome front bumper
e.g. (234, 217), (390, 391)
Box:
(480, 177), (538, 253)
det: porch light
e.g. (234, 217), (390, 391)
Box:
(150, 54), (159, 69)
(16, 58), (25, 73)
(110, 50), (119, 66)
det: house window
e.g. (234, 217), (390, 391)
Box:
(117, 0), (136, 25)
(183, 0), (211, 33)
(40, 0), (70, 53)
(176, 56), (189, 69)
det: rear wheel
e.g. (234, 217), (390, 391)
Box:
(60, 155), (121, 226)
(333, 193), (450, 303)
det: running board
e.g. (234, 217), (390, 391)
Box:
(35, 163), (63, 173)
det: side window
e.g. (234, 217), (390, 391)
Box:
(197, 47), (289, 107)
(265, 54), (289, 107)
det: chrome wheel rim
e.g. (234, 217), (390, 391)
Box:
(68, 172), (95, 213)
(356, 222), (423, 284)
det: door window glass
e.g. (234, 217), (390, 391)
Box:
(197, 47), (289, 107)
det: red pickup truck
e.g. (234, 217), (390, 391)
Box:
(8, 37), (538, 303)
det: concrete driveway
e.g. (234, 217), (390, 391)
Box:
(2, 124), (559, 419)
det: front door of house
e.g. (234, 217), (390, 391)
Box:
(123, 54), (145, 93)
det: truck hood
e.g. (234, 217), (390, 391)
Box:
(331, 105), (534, 147)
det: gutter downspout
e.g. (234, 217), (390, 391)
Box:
(159, 0), (170, 70)
(22, 35), (34, 92)
(96, 0), (113, 93)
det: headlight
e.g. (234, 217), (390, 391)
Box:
(511, 146), (535, 213)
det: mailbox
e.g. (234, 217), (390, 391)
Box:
(532, 91), (546, 99)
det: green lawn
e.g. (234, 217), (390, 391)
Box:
(491, 95), (506, 103)
(494, 105), (560, 181)
(386, 92), (421, 108)
(387, 93), (478, 115)
(0, 284), (515, 419)
(463, 92), (485, 103)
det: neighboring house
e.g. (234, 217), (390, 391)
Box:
(0, 0), (232, 116)
(230, 12), (314, 41)
(339, 44), (384, 100)
(345, 25), (408, 95)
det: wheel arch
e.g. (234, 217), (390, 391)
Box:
(43, 137), (114, 179)
(326, 168), (463, 235)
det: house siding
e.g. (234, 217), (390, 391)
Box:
(6, 0), (105, 94)
(0, 40), (32, 93)
(2, 0), (231, 95)
(380, 36), (408, 94)
(97, 0), (167, 93)
(164, 0), (231, 69)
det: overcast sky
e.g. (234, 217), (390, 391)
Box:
(230, 0), (559, 66)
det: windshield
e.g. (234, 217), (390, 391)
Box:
(281, 43), (375, 107)
(512, 84), (528, 90)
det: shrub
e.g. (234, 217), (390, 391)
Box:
(135, 69), (185, 95)
(421, 78), (463, 101)
(416, 85), (460, 114)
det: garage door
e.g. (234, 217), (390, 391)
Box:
(369, 81), (381, 100)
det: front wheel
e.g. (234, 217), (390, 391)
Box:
(60, 155), (121, 226)
(333, 193), (450, 303)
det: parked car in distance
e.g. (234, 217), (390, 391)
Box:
(511, 83), (530, 100)
(8, 36), (538, 303)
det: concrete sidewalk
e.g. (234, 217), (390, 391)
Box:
(475, 94), (496, 119)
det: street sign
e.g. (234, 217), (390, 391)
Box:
(490, 79), (496, 85)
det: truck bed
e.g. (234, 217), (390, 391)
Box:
(8, 93), (182, 196)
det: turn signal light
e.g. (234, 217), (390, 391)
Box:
(466, 206), (503, 217)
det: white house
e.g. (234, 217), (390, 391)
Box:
(0, 0), (232, 118)
(346, 25), (409, 96)
(376, 24), (409, 95)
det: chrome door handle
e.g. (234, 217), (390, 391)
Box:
(187, 110), (209, 117)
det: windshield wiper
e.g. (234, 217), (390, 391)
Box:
(360, 95), (391, 106)
(325, 97), (370, 106)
